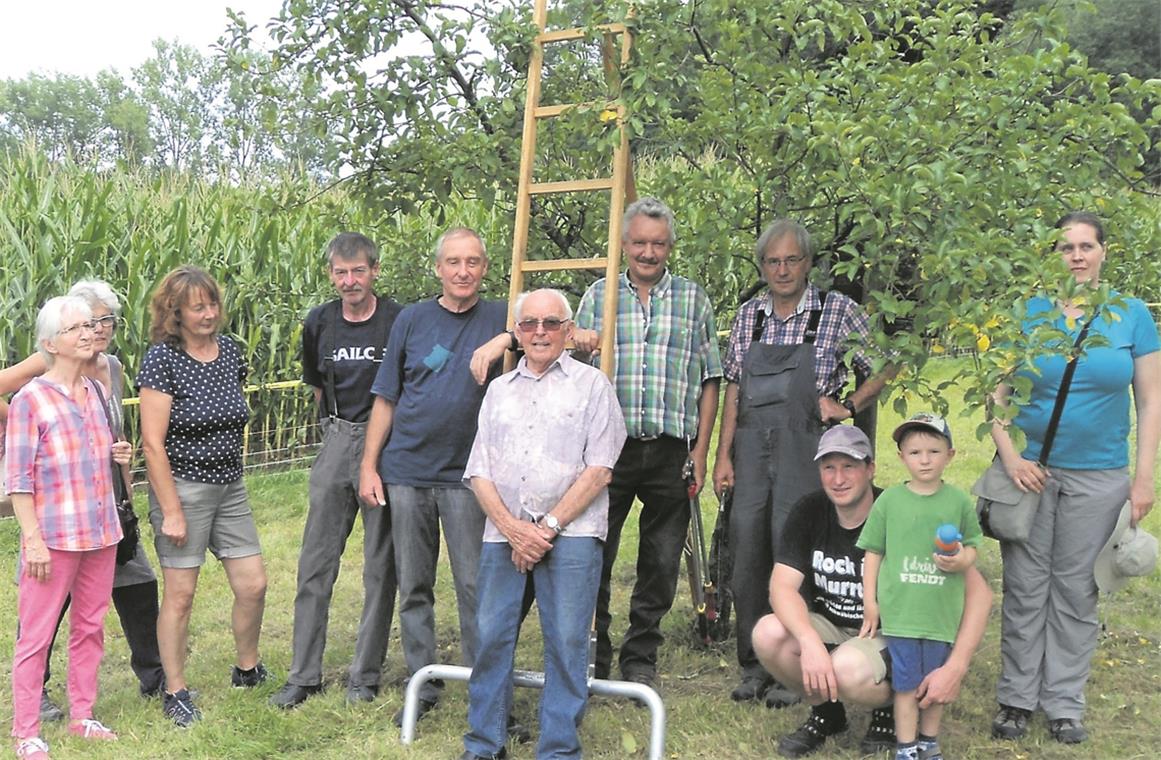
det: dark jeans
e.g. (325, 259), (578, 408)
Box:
(594, 436), (690, 679)
(43, 580), (163, 694)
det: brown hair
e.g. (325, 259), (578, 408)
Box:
(148, 265), (223, 347)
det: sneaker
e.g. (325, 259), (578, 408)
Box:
(860, 706), (897, 753)
(231, 662), (269, 688)
(270, 682), (322, 709)
(918, 743), (944, 760)
(1048, 717), (1088, 744)
(990, 704), (1031, 740)
(763, 680), (801, 709)
(68, 719), (117, 741)
(38, 691), (64, 723)
(730, 674), (772, 702)
(345, 684), (377, 704)
(162, 689), (203, 728)
(777, 711), (849, 757)
(393, 697), (438, 727)
(506, 713), (532, 744)
(14, 737), (50, 760)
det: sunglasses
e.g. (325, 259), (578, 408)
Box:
(516, 317), (568, 333)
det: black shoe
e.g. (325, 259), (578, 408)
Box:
(763, 680), (801, 709)
(859, 706), (896, 753)
(622, 668), (657, 688)
(505, 712), (532, 744)
(346, 684), (378, 704)
(730, 675), (772, 702)
(458, 750), (507, 760)
(163, 688), (203, 728)
(777, 711), (849, 758)
(231, 662), (270, 688)
(270, 682), (322, 709)
(991, 704), (1031, 740)
(1048, 717), (1088, 744)
(39, 690), (65, 722)
(394, 697), (438, 727)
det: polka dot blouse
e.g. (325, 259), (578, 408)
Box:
(136, 335), (250, 484)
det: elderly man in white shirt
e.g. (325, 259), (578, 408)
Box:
(459, 288), (627, 760)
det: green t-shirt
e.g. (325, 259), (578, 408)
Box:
(856, 482), (983, 643)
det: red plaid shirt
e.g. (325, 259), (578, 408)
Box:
(5, 377), (121, 551)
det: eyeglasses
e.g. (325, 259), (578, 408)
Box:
(57, 320), (97, 336)
(516, 317), (568, 333)
(93, 315), (118, 328)
(762, 254), (808, 270)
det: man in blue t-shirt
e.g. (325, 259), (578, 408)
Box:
(359, 227), (510, 727)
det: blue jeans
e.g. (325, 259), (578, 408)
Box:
(465, 537), (602, 760)
(388, 484), (485, 702)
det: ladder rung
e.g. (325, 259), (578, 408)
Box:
(537, 23), (627, 44)
(529, 178), (614, 195)
(521, 257), (609, 273)
(535, 102), (622, 119)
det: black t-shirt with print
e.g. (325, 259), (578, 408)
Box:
(136, 335), (249, 484)
(777, 487), (884, 630)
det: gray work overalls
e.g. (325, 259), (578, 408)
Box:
(730, 295), (826, 679)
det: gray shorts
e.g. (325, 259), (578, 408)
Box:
(149, 477), (262, 569)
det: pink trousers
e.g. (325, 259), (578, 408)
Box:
(11, 545), (115, 739)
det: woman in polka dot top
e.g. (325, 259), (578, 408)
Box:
(137, 266), (269, 726)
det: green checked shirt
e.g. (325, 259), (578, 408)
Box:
(575, 270), (723, 441)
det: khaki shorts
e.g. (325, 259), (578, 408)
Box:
(149, 477), (262, 569)
(809, 612), (889, 685)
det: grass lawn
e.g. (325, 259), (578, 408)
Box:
(2, 358), (1160, 758)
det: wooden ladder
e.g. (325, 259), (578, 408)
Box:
(506, 0), (636, 380)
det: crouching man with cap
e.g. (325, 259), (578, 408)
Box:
(752, 425), (993, 758)
(459, 289), (627, 760)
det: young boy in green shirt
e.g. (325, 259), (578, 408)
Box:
(857, 413), (983, 760)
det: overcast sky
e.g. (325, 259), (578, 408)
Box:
(0, 0), (284, 80)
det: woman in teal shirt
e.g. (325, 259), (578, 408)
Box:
(988, 212), (1161, 745)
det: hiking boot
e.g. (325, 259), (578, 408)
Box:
(860, 706), (897, 753)
(1049, 717), (1088, 744)
(38, 691), (64, 723)
(270, 682), (322, 709)
(777, 710), (849, 757)
(730, 674), (772, 702)
(990, 704), (1031, 740)
(68, 719), (117, 741)
(763, 680), (801, 709)
(393, 697), (438, 727)
(506, 713), (532, 744)
(162, 689), (202, 728)
(231, 662), (269, 688)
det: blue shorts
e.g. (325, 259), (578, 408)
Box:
(884, 636), (951, 693)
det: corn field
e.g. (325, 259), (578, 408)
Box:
(0, 146), (519, 462)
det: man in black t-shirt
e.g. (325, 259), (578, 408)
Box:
(752, 425), (993, 758)
(270, 232), (403, 709)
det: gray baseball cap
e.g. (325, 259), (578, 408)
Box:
(814, 424), (873, 462)
(892, 412), (953, 448)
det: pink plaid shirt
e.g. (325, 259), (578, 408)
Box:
(5, 377), (121, 551)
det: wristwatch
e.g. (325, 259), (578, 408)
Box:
(541, 514), (563, 536)
(841, 398), (857, 418)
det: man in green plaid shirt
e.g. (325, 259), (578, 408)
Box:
(573, 197), (723, 685)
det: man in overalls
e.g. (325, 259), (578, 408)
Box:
(713, 219), (888, 704)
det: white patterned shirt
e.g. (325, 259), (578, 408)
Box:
(465, 353), (627, 541)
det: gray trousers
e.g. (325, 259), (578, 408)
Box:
(288, 418), (397, 688)
(388, 484), (485, 703)
(998, 466), (1128, 720)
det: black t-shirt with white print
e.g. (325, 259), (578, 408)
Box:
(777, 486), (884, 630)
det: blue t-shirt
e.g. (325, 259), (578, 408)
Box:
(1015, 294), (1159, 469)
(371, 297), (507, 486)
(136, 335), (250, 484)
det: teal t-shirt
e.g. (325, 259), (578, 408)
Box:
(856, 482), (983, 643)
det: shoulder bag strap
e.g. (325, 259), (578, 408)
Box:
(1038, 317), (1093, 466)
(88, 379), (130, 505)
